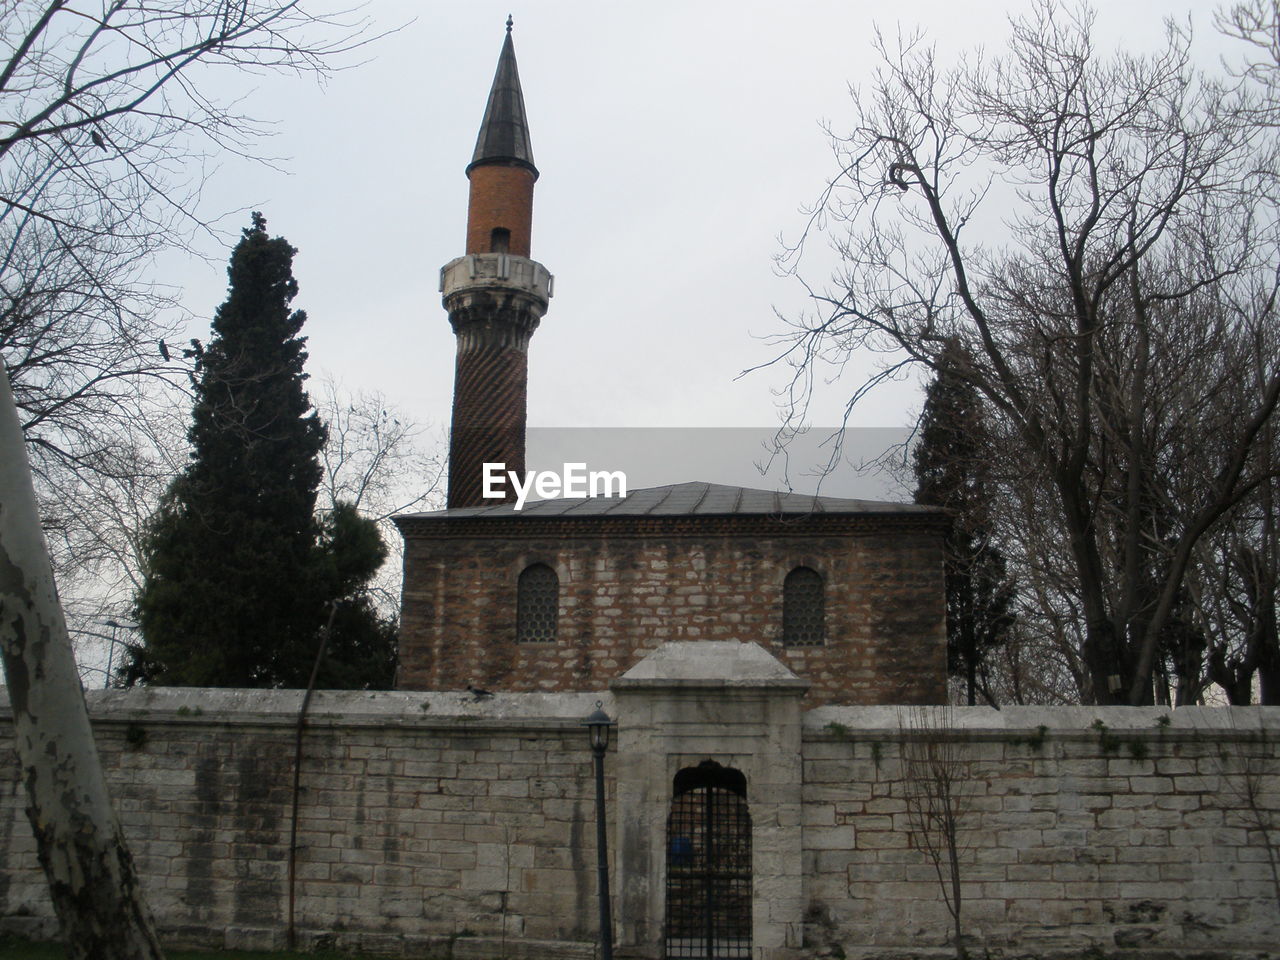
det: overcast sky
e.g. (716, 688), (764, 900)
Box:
(169, 0), (1240, 498)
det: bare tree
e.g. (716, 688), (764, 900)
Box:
(1217, 0), (1280, 113)
(899, 705), (974, 959)
(314, 378), (444, 615)
(0, 210), (184, 482)
(1, 1), (373, 229)
(1212, 718), (1280, 909)
(1191, 422), (1280, 704)
(2, 0), (380, 574)
(0, 192), (191, 621)
(770, 0), (1280, 704)
(56, 393), (189, 684)
(0, 357), (165, 960)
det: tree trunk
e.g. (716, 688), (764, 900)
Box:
(1260, 613), (1280, 706)
(0, 359), (165, 960)
(965, 648), (977, 707)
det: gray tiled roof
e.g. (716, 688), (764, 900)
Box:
(399, 481), (942, 521)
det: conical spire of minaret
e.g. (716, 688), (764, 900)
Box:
(468, 17), (537, 178)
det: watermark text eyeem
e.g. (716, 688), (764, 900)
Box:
(483, 462), (628, 510)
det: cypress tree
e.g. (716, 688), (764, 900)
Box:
(913, 339), (1015, 705)
(128, 214), (394, 688)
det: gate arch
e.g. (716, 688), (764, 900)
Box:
(664, 760), (751, 960)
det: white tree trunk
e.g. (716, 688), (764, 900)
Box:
(0, 358), (165, 959)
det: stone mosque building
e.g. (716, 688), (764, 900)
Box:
(2, 22), (1273, 960)
(392, 21), (950, 708)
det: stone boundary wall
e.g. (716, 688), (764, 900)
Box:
(0, 688), (614, 957)
(802, 705), (1280, 958)
(0, 691), (1277, 958)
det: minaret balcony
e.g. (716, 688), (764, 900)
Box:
(440, 254), (554, 304)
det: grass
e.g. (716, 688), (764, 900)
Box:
(0, 935), (380, 960)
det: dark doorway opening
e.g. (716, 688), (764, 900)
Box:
(665, 761), (751, 960)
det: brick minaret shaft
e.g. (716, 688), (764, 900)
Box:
(443, 18), (553, 509)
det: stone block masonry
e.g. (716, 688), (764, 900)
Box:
(0, 685), (1277, 959)
(0, 688), (611, 957)
(802, 705), (1280, 958)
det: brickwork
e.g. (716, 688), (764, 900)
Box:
(396, 516), (947, 707)
(446, 338), (529, 508)
(465, 164), (535, 257)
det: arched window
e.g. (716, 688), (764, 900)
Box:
(517, 563), (558, 642)
(783, 566), (824, 646)
(490, 227), (511, 253)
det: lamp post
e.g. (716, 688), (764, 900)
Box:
(103, 620), (127, 688)
(583, 701), (616, 960)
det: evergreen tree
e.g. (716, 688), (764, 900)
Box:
(128, 214), (395, 688)
(913, 339), (1015, 705)
(300, 502), (398, 690)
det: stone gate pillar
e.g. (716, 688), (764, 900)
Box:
(611, 641), (809, 960)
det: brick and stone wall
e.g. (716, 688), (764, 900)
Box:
(1, 685), (1276, 958)
(396, 516), (946, 706)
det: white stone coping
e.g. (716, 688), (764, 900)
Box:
(2, 687), (1275, 738)
(612, 639), (810, 690)
(0, 687), (617, 731)
(806, 704), (1280, 739)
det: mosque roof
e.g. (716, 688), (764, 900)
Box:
(399, 480), (944, 521)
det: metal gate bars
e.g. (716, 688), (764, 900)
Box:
(665, 761), (751, 960)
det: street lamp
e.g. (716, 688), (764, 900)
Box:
(92, 619), (135, 688)
(103, 620), (123, 688)
(583, 701), (616, 960)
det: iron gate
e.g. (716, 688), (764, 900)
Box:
(665, 761), (751, 960)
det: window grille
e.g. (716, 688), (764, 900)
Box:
(782, 566), (825, 646)
(517, 563), (558, 642)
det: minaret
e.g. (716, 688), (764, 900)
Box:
(441, 17), (552, 509)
